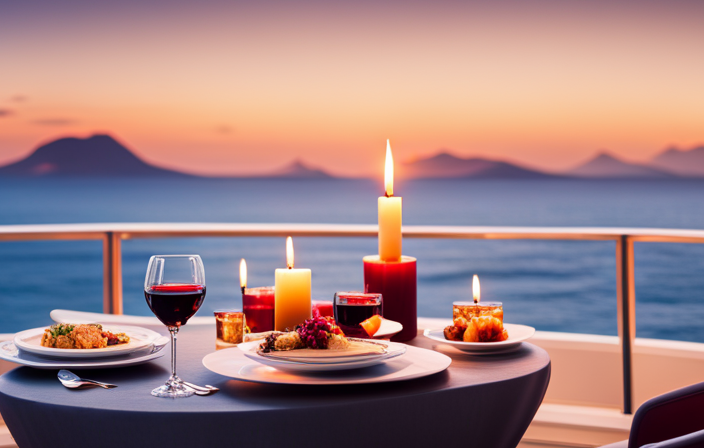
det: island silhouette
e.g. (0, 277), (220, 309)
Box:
(0, 134), (702, 179)
(0, 134), (332, 179)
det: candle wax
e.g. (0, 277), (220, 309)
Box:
(274, 268), (311, 331)
(378, 196), (402, 261)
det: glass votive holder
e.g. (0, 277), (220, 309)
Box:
(214, 310), (246, 350)
(453, 301), (503, 324)
(242, 286), (275, 333)
(333, 292), (382, 338)
(312, 300), (334, 317)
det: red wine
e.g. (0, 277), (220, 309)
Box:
(145, 283), (206, 327)
(334, 301), (382, 338)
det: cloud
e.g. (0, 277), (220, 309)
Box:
(0, 109), (13, 117)
(10, 95), (27, 103)
(31, 118), (78, 126)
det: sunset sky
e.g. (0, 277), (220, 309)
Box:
(1, 0), (703, 176)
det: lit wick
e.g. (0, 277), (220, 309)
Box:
(286, 236), (294, 270)
(239, 258), (247, 295)
(473, 275), (480, 304)
(384, 139), (394, 198)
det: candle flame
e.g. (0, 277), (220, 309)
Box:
(473, 275), (480, 303)
(384, 139), (394, 197)
(286, 236), (294, 269)
(239, 258), (247, 290)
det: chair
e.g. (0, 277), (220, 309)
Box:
(601, 381), (704, 448)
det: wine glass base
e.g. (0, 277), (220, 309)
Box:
(151, 378), (194, 398)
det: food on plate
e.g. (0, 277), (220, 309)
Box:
(360, 314), (382, 337)
(40, 323), (130, 349)
(444, 314), (509, 343)
(259, 316), (348, 353)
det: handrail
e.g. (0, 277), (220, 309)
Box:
(3, 222), (704, 414)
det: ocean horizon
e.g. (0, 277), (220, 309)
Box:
(1, 176), (703, 342)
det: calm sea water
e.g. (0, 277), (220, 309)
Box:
(1, 177), (703, 342)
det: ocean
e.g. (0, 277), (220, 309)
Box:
(1, 177), (704, 342)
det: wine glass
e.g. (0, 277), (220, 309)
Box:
(144, 255), (206, 398)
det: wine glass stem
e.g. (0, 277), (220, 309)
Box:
(169, 326), (179, 380)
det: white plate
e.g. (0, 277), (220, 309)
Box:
(13, 325), (162, 359)
(252, 338), (390, 363)
(243, 319), (403, 344)
(423, 323), (535, 354)
(0, 337), (169, 370)
(373, 318), (403, 339)
(238, 340), (407, 371)
(203, 344), (451, 384)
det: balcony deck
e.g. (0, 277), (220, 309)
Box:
(2, 223), (704, 447)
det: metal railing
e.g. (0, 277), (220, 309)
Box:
(3, 222), (704, 414)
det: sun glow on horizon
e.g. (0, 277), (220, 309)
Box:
(1, 0), (703, 175)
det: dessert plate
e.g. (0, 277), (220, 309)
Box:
(373, 318), (403, 339)
(203, 344), (450, 383)
(13, 325), (162, 359)
(256, 338), (388, 362)
(423, 323), (535, 355)
(239, 340), (407, 371)
(0, 336), (169, 369)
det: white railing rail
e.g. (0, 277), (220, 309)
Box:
(3, 222), (704, 414)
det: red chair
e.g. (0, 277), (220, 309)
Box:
(601, 381), (704, 448)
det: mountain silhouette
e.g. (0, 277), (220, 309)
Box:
(650, 145), (704, 176)
(266, 159), (333, 179)
(569, 152), (675, 178)
(401, 151), (554, 179)
(0, 134), (189, 178)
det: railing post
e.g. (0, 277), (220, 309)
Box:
(616, 235), (636, 414)
(102, 232), (123, 315)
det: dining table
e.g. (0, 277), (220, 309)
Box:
(0, 323), (550, 448)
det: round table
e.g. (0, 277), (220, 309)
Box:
(0, 325), (550, 448)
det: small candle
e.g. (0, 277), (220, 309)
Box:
(243, 287), (276, 333)
(453, 275), (503, 323)
(214, 310), (246, 349)
(378, 140), (402, 262)
(274, 237), (311, 331)
(240, 258), (276, 332)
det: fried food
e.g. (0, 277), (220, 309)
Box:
(274, 332), (304, 351)
(444, 325), (464, 341)
(72, 324), (108, 349)
(259, 317), (349, 352)
(444, 315), (509, 343)
(40, 323), (130, 349)
(463, 320), (480, 342)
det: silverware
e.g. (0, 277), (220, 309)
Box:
(58, 370), (117, 389)
(181, 384), (213, 396)
(181, 380), (219, 394)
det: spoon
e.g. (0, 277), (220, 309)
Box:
(58, 370), (117, 389)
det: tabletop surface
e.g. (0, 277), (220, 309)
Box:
(0, 324), (550, 414)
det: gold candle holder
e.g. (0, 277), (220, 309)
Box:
(214, 310), (246, 350)
(453, 301), (503, 323)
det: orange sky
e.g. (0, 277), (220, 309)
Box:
(1, 0), (703, 176)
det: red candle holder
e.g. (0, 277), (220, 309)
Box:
(363, 255), (417, 342)
(242, 286), (275, 333)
